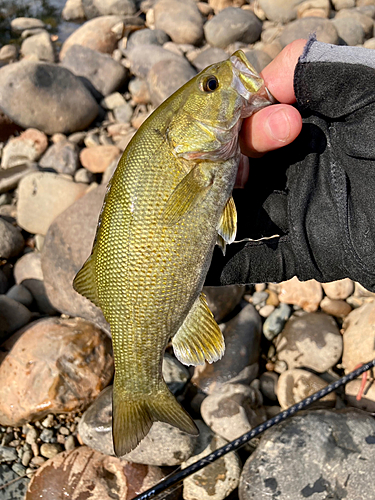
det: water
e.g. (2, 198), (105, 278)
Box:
(0, 0), (81, 46)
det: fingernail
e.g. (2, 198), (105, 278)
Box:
(265, 108), (291, 143)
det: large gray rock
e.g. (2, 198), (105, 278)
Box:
(203, 285), (245, 323)
(82, 0), (136, 19)
(126, 44), (191, 78)
(154, 0), (204, 45)
(0, 61), (99, 135)
(279, 17), (339, 47)
(239, 410), (375, 500)
(191, 47), (228, 72)
(274, 311), (342, 373)
(41, 185), (109, 333)
(17, 172), (88, 235)
(61, 45), (128, 97)
(0, 217), (24, 259)
(125, 29), (170, 52)
(332, 16), (365, 45)
(78, 384), (198, 464)
(258, 0), (305, 22)
(204, 7), (262, 48)
(147, 58), (196, 106)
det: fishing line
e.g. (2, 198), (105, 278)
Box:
(133, 358), (375, 500)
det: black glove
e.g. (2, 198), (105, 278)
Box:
(205, 40), (375, 292)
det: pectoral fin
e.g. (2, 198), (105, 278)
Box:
(73, 254), (100, 308)
(163, 165), (213, 225)
(172, 293), (225, 366)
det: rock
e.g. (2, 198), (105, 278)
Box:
(113, 102), (134, 123)
(200, 383), (266, 441)
(0, 163), (38, 194)
(322, 278), (354, 300)
(204, 7), (263, 48)
(1, 128), (48, 169)
(0, 61), (99, 135)
(0, 296), (31, 344)
(17, 172), (88, 235)
(0, 44), (18, 65)
(0, 463), (29, 500)
(297, 0), (331, 18)
(345, 379), (375, 412)
(147, 58), (196, 106)
(39, 141), (79, 175)
(11, 18), (45, 34)
(182, 434), (241, 500)
(208, 0), (246, 14)
(6, 284), (33, 308)
(239, 409), (375, 500)
(40, 443), (63, 459)
(203, 285), (245, 323)
(80, 145), (121, 173)
(82, 0), (137, 18)
(241, 48), (273, 73)
(60, 16), (124, 60)
(0, 317), (113, 427)
(20, 32), (55, 63)
(0, 270), (9, 295)
(258, 0), (305, 22)
(259, 371), (279, 401)
(25, 446), (168, 500)
(279, 17), (339, 47)
(278, 276), (323, 312)
(332, 0), (355, 8)
(162, 353), (190, 394)
(320, 296), (352, 318)
(274, 311), (343, 373)
(41, 185), (108, 332)
(126, 28), (170, 51)
(335, 8), (374, 39)
(62, 0), (86, 20)
(191, 48), (228, 72)
(263, 303), (292, 341)
(128, 77), (151, 104)
(14, 251), (43, 283)
(332, 16), (365, 45)
(192, 303), (261, 394)
(61, 45), (128, 97)
(78, 384), (198, 464)
(258, 304), (275, 317)
(342, 301), (375, 373)
(101, 92), (126, 110)
(364, 36), (375, 48)
(276, 369), (336, 410)
(126, 44), (191, 78)
(154, 0), (204, 45)
(0, 217), (24, 259)
(0, 446), (18, 462)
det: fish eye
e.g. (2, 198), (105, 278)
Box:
(201, 76), (219, 93)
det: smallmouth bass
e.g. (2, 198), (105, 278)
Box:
(73, 51), (274, 456)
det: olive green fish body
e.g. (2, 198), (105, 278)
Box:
(74, 51), (274, 456)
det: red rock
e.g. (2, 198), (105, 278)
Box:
(0, 317), (113, 426)
(80, 145), (121, 173)
(278, 276), (323, 312)
(26, 446), (168, 500)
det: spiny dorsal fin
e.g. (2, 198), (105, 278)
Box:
(172, 293), (225, 366)
(73, 254), (100, 308)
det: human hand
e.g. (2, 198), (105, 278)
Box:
(235, 39), (306, 188)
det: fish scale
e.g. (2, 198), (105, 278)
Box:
(73, 50), (275, 456)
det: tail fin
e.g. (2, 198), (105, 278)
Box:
(112, 382), (199, 457)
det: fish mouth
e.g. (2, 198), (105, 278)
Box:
(230, 50), (276, 117)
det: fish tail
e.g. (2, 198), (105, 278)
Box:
(112, 381), (199, 457)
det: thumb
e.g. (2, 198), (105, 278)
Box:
(220, 236), (298, 285)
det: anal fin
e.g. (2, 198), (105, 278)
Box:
(73, 254), (100, 308)
(172, 293), (225, 366)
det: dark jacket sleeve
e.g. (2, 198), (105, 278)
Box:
(205, 39), (375, 292)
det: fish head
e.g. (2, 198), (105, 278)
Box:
(167, 50), (275, 161)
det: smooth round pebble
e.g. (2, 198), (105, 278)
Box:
(154, 0), (204, 45)
(0, 217), (24, 259)
(40, 443), (63, 459)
